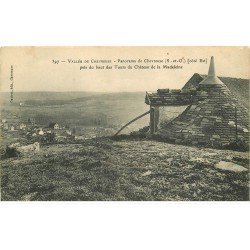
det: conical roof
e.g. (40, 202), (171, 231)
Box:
(199, 56), (225, 85)
(157, 56), (249, 148)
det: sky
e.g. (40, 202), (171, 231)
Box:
(0, 46), (249, 92)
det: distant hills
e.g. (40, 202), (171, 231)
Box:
(0, 91), (146, 106)
(0, 91), (103, 105)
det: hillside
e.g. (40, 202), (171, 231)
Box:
(1, 138), (249, 201)
(0, 92), (149, 132)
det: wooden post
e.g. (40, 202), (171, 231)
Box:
(150, 106), (155, 134)
(150, 106), (159, 134)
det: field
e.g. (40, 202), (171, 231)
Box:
(0, 92), (249, 201)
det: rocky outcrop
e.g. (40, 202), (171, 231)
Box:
(215, 161), (248, 173)
(5, 142), (40, 157)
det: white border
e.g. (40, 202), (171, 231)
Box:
(0, 1), (249, 250)
(0, 0), (250, 46)
(0, 202), (250, 250)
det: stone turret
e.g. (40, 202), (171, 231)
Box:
(157, 56), (249, 149)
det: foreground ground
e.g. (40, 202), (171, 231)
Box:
(1, 138), (249, 201)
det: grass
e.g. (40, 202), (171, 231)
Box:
(1, 137), (249, 201)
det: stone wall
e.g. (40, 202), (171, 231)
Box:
(157, 84), (249, 148)
(146, 89), (195, 106)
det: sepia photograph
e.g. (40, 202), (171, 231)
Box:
(0, 46), (249, 201)
(1, 1), (250, 249)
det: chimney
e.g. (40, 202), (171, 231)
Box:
(199, 56), (224, 86)
(208, 56), (216, 76)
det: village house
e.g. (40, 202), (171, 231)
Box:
(49, 122), (60, 130)
(19, 123), (27, 130)
(30, 127), (44, 135)
(10, 125), (16, 131)
(37, 129), (44, 135)
(145, 56), (249, 148)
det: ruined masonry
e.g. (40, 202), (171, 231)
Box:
(146, 56), (249, 148)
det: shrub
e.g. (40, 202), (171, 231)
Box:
(224, 140), (249, 152)
(5, 147), (20, 158)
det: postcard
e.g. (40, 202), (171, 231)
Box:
(0, 46), (249, 201)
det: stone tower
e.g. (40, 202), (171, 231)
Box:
(158, 56), (249, 148)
